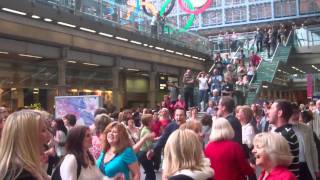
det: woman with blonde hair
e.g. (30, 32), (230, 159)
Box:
(163, 129), (214, 180)
(236, 105), (256, 148)
(205, 118), (254, 180)
(97, 122), (140, 180)
(253, 132), (296, 179)
(0, 110), (51, 180)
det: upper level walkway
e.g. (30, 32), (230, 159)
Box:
(0, 0), (209, 71)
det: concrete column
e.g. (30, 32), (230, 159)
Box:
(112, 66), (121, 111)
(149, 66), (157, 108)
(57, 59), (67, 96)
(17, 88), (24, 108)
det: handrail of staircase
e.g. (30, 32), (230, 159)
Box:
(285, 30), (293, 47)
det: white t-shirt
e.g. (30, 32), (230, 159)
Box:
(241, 123), (255, 149)
(60, 154), (111, 180)
(198, 77), (209, 90)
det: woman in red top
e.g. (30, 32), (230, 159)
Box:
(252, 132), (296, 180)
(204, 118), (254, 180)
(174, 95), (186, 110)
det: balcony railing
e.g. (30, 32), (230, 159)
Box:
(34, 0), (212, 54)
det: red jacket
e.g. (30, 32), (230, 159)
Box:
(259, 166), (296, 180)
(205, 140), (254, 180)
(250, 54), (261, 67)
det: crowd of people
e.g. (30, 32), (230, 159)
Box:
(1, 98), (320, 180)
(165, 49), (261, 113)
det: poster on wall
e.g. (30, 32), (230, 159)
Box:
(55, 95), (102, 126)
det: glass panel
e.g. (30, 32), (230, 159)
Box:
(299, 0), (320, 15)
(202, 10), (223, 26)
(274, 0), (297, 17)
(249, 3), (272, 21)
(225, 6), (247, 24)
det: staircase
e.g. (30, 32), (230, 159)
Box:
(245, 32), (293, 105)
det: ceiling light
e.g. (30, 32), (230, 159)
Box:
(175, 52), (183, 55)
(127, 68), (139, 71)
(80, 27), (96, 33)
(67, 60), (77, 63)
(115, 36), (128, 41)
(155, 47), (164, 51)
(45, 83), (49, 86)
(277, 69), (282, 72)
(44, 18), (53, 22)
(31, 15), (40, 19)
(166, 49), (174, 53)
(57, 21), (76, 28)
(148, 45), (154, 48)
(2, 8), (26, 15)
(83, 62), (99, 66)
(98, 32), (113, 37)
(0, 51), (9, 54)
(18, 54), (42, 59)
(262, 85), (268, 88)
(143, 44), (148, 46)
(130, 40), (142, 45)
(83, 89), (92, 93)
(184, 54), (191, 57)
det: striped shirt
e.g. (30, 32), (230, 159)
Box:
(275, 124), (300, 179)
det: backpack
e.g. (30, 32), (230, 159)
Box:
(51, 156), (82, 180)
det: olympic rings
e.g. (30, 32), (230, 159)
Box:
(178, 0), (212, 15)
(141, 0), (176, 17)
(160, 0), (195, 32)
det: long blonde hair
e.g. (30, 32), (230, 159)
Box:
(0, 110), (47, 179)
(163, 129), (205, 177)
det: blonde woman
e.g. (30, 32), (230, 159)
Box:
(205, 118), (254, 180)
(253, 132), (296, 180)
(0, 110), (51, 180)
(163, 129), (214, 180)
(236, 105), (256, 149)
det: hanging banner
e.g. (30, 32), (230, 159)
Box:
(307, 74), (313, 99)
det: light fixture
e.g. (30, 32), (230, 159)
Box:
(127, 68), (139, 71)
(67, 60), (77, 63)
(184, 54), (191, 57)
(143, 44), (148, 46)
(130, 40), (142, 45)
(148, 45), (154, 48)
(44, 18), (53, 22)
(18, 54), (43, 59)
(0, 51), (9, 54)
(83, 89), (92, 93)
(2, 8), (26, 15)
(83, 62), (99, 66)
(11, 88), (16, 91)
(115, 36), (128, 41)
(166, 49), (174, 53)
(155, 47), (164, 51)
(34, 88), (39, 91)
(79, 27), (96, 33)
(175, 52), (183, 55)
(98, 32), (113, 37)
(57, 22), (76, 28)
(141, 73), (149, 76)
(262, 85), (268, 88)
(31, 15), (40, 19)
(45, 83), (49, 86)
(70, 89), (78, 93)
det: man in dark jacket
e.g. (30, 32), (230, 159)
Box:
(217, 96), (242, 144)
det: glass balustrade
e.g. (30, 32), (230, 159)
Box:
(34, 0), (211, 54)
(294, 27), (320, 47)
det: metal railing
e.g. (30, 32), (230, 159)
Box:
(34, 0), (212, 54)
(294, 26), (320, 48)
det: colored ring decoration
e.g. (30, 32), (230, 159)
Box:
(178, 0), (212, 15)
(142, 0), (176, 17)
(162, 0), (195, 32)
